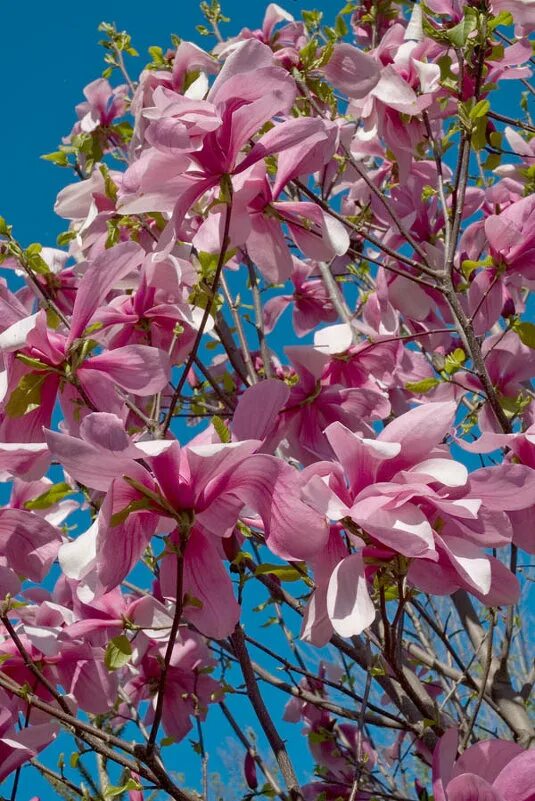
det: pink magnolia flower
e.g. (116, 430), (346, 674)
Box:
(0, 688), (57, 782)
(120, 39), (343, 264)
(260, 346), (390, 465)
(485, 194), (535, 280)
(300, 402), (530, 640)
(324, 30), (438, 179)
(283, 666), (376, 800)
(0, 242), (170, 439)
(0, 625), (118, 715)
(433, 728), (535, 801)
(46, 412), (326, 637)
(71, 78), (129, 135)
(263, 259), (338, 337)
(492, 0), (535, 34)
(459, 330), (535, 431)
(121, 629), (222, 743)
(215, 3), (303, 56)
(310, 323), (399, 390)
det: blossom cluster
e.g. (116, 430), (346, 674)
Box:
(1, 0), (535, 796)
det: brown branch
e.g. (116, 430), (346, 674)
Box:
(160, 193), (233, 434)
(230, 626), (304, 800)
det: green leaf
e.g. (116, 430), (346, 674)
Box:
(41, 151), (69, 167)
(489, 9), (513, 29)
(105, 778), (142, 798)
(469, 99), (490, 120)
(197, 250), (222, 279)
(0, 216), (10, 236)
(447, 11), (477, 47)
(461, 255), (493, 278)
(443, 348), (466, 375)
(5, 373), (48, 418)
(254, 563), (306, 582)
(25, 244), (50, 275)
(483, 152), (501, 172)
(104, 635), (132, 671)
(515, 321), (535, 349)
(110, 497), (152, 527)
(16, 354), (50, 370)
(57, 230), (77, 247)
(212, 415), (231, 443)
(334, 13), (348, 37)
(471, 116), (488, 151)
(405, 377), (440, 394)
(24, 482), (73, 510)
(369, 664), (386, 677)
(99, 165), (118, 202)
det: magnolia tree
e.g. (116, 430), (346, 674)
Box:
(1, 1), (535, 799)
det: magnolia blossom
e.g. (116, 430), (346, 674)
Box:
(433, 728), (535, 801)
(1, 1), (535, 791)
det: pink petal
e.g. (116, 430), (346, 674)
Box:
(322, 43), (381, 99)
(163, 529), (240, 639)
(0, 509), (61, 582)
(246, 213), (293, 282)
(96, 477), (158, 594)
(432, 728), (459, 801)
(68, 242), (144, 344)
(263, 294), (293, 334)
(0, 723), (57, 782)
(452, 739), (524, 783)
(493, 749), (535, 801)
(81, 345), (170, 396)
(436, 534), (491, 595)
(326, 551), (375, 637)
(45, 429), (136, 491)
(446, 774), (502, 801)
(378, 401), (457, 468)
(467, 464), (535, 511)
(352, 498), (435, 556)
(325, 421), (400, 495)
(233, 379), (290, 442)
(0, 442), (50, 481)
